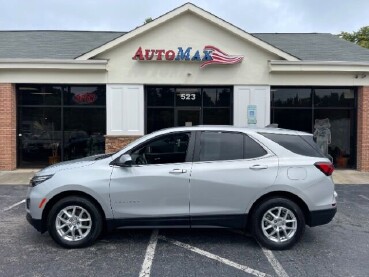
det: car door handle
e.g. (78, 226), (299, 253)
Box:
(250, 164), (268, 170)
(169, 169), (187, 174)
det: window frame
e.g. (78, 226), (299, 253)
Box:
(125, 131), (196, 166)
(193, 131), (269, 163)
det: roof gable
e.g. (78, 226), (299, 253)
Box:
(75, 3), (299, 61)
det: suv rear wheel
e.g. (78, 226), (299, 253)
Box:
(47, 196), (103, 248)
(251, 197), (305, 250)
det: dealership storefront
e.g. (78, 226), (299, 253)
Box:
(1, 3), (369, 171)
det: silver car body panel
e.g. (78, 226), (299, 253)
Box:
(109, 162), (192, 219)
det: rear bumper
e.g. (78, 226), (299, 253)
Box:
(307, 207), (337, 227)
(26, 213), (46, 233)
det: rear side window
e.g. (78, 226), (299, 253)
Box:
(199, 132), (243, 161)
(244, 135), (267, 159)
(198, 132), (267, 162)
(259, 133), (325, 157)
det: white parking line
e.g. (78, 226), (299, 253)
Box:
(260, 246), (289, 277)
(359, 195), (369, 201)
(2, 199), (25, 211)
(139, 229), (159, 277)
(228, 230), (289, 277)
(159, 235), (271, 277)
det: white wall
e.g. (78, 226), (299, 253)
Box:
(106, 84), (144, 136)
(97, 13), (280, 85)
(233, 86), (270, 128)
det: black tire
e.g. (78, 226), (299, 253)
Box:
(47, 196), (103, 248)
(251, 197), (305, 250)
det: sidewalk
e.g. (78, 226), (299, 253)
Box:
(0, 168), (368, 185)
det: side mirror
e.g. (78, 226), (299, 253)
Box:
(116, 154), (133, 167)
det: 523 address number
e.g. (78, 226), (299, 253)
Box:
(179, 93), (196, 100)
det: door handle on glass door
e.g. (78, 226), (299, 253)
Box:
(169, 169), (187, 174)
(250, 164), (268, 170)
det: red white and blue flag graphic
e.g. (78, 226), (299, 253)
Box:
(200, 45), (244, 68)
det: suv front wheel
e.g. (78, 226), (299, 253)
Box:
(251, 197), (305, 250)
(47, 196), (103, 248)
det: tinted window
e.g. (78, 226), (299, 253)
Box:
(272, 88), (312, 107)
(203, 108), (231, 125)
(147, 87), (174, 106)
(64, 86), (106, 106)
(244, 135), (267, 159)
(131, 132), (190, 165)
(147, 109), (174, 134)
(199, 132), (243, 162)
(271, 109), (312, 133)
(18, 85), (63, 105)
(259, 133), (325, 157)
(314, 88), (355, 107)
(203, 88), (231, 107)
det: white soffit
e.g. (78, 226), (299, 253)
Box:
(0, 59), (107, 70)
(269, 60), (369, 73)
(75, 3), (299, 61)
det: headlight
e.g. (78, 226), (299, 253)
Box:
(30, 175), (54, 187)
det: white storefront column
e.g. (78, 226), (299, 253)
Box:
(106, 84), (144, 136)
(233, 86), (271, 128)
(105, 84), (144, 152)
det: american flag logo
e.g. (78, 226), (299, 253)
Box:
(200, 45), (244, 68)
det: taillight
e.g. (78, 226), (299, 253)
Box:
(314, 162), (334, 176)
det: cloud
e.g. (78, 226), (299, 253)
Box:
(0, 0), (368, 33)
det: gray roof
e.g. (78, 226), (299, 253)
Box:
(0, 31), (125, 59)
(1, 31), (369, 62)
(253, 33), (369, 62)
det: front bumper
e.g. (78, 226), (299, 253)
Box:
(307, 207), (337, 227)
(26, 213), (46, 233)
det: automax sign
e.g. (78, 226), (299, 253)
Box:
(132, 45), (244, 68)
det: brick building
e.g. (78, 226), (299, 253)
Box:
(1, 3), (369, 171)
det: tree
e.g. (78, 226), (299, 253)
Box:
(144, 17), (153, 24)
(340, 26), (369, 49)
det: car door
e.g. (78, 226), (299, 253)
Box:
(189, 131), (278, 228)
(109, 131), (194, 227)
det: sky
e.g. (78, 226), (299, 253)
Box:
(0, 0), (368, 34)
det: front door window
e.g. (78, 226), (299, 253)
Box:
(130, 132), (191, 165)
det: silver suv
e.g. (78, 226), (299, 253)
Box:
(26, 126), (337, 250)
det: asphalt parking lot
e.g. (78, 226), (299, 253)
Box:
(0, 184), (369, 277)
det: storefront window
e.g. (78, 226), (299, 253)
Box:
(314, 88), (355, 107)
(147, 108), (174, 134)
(18, 85), (63, 106)
(146, 86), (232, 133)
(17, 85), (106, 167)
(146, 87), (175, 106)
(63, 108), (106, 160)
(271, 87), (356, 168)
(64, 86), (106, 106)
(203, 88), (231, 107)
(272, 88), (311, 107)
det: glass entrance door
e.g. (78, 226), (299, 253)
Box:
(18, 106), (62, 167)
(176, 109), (201, 127)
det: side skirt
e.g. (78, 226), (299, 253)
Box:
(106, 214), (247, 231)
